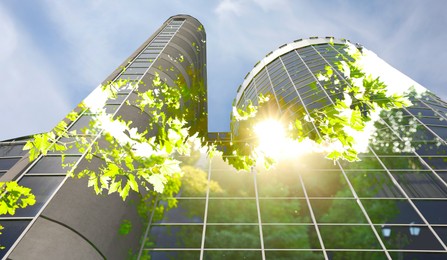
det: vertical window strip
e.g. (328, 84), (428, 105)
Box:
(3, 19), (187, 259)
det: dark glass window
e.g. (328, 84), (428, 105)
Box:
(0, 158), (20, 171)
(414, 200), (447, 224)
(27, 156), (79, 174)
(0, 220), (30, 258)
(0, 144), (26, 157)
(147, 225), (202, 248)
(205, 225), (260, 248)
(12, 176), (65, 217)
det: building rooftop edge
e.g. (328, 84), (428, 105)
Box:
(235, 36), (351, 104)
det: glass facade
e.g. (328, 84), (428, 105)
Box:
(136, 38), (447, 259)
(2, 16), (447, 259)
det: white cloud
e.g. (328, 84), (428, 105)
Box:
(215, 0), (245, 17)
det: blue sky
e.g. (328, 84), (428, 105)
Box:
(1, 0), (446, 141)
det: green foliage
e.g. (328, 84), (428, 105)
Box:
(0, 181), (36, 216)
(118, 219), (132, 236)
(0, 181), (36, 249)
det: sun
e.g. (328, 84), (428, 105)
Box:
(254, 119), (289, 158)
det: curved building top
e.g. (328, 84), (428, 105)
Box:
(235, 37), (350, 104)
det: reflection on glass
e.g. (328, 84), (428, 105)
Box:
(376, 225), (443, 250)
(302, 171), (352, 197)
(414, 200), (447, 224)
(0, 144), (26, 157)
(207, 199), (257, 223)
(346, 171), (403, 198)
(27, 156), (79, 174)
(13, 176), (64, 217)
(327, 251), (387, 260)
(263, 225), (320, 249)
(203, 250), (262, 259)
(265, 251), (324, 259)
(392, 171), (447, 198)
(319, 225), (381, 249)
(155, 199), (205, 224)
(147, 225), (202, 248)
(311, 199), (367, 223)
(210, 158), (254, 197)
(148, 250), (200, 260)
(205, 225), (260, 248)
(259, 199), (310, 223)
(361, 199), (422, 224)
(0, 158), (20, 171)
(0, 220), (30, 258)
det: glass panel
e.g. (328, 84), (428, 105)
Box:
(361, 199), (423, 224)
(302, 171), (352, 197)
(177, 165), (209, 197)
(0, 220), (30, 258)
(392, 171), (447, 198)
(0, 158), (20, 171)
(375, 225), (444, 250)
(327, 251), (387, 259)
(147, 250), (200, 260)
(207, 199), (257, 223)
(380, 156), (427, 170)
(118, 74), (140, 80)
(311, 199), (367, 223)
(423, 156), (447, 170)
(266, 251), (325, 259)
(319, 225), (381, 249)
(257, 171), (304, 197)
(391, 252), (447, 259)
(147, 225), (202, 248)
(13, 176), (65, 217)
(414, 200), (447, 224)
(259, 199), (310, 223)
(346, 171), (403, 198)
(68, 116), (95, 134)
(209, 157), (254, 197)
(204, 225), (260, 248)
(155, 199), (205, 223)
(0, 144), (26, 157)
(203, 250), (262, 259)
(263, 225), (320, 249)
(27, 156), (79, 174)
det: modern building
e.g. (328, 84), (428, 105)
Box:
(0, 14), (206, 259)
(1, 15), (447, 260)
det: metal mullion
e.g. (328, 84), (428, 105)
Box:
(298, 174), (328, 260)
(199, 158), (212, 260)
(252, 168), (265, 260)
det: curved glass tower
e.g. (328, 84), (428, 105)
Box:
(229, 37), (447, 259)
